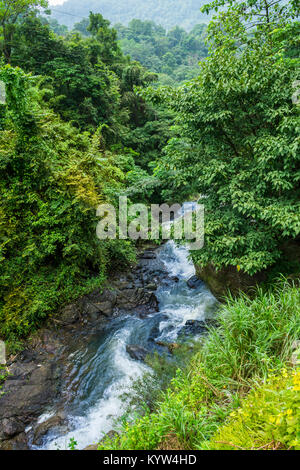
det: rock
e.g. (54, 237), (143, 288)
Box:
(148, 315), (169, 342)
(141, 251), (157, 260)
(1, 418), (23, 438)
(187, 275), (204, 289)
(117, 281), (133, 290)
(138, 293), (159, 318)
(168, 343), (180, 353)
(148, 293), (159, 311)
(84, 444), (98, 451)
(32, 413), (68, 446)
(94, 301), (113, 317)
(179, 319), (217, 336)
(291, 340), (300, 367)
(0, 357), (60, 449)
(0, 432), (29, 450)
(83, 303), (101, 321)
(195, 263), (266, 301)
(81, 289), (118, 320)
(145, 283), (157, 292)
(60, 304), (80, 325)
(126, 345), (150, 362)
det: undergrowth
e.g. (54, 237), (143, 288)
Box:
(98, 281), (300, 450)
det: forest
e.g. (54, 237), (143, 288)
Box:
(71, 18), (209, 83)
(0, 0), (300, 453)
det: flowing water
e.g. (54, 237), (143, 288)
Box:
(36, 210), (216, 450)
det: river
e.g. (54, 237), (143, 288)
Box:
(35, 211), (216, 450)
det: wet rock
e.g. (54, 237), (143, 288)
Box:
(138, 293), (159, 318)
(117, 280), (133, 290)
(145, 283), (157, 292)
(179, 319), (217, 336)
(0, 358), (60, 449)
(126, 345), (150, 362)
(81, 289), (118, 320)
(0, 432), (29, 450)
(148, 315), (169, 342)
(96, 301), (114, 317)
(19, 350), (38, 363)
(148, 293), (159, 311)
(32, 413), (68, 446)
(195, 263), (267, 301)
(187, 275), (204, 289)
(141, 251), (157, 260)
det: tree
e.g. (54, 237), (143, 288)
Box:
(148, 0), (300, 275)
(202, 0), (300, 50)
(0, 0), (47, 62)
(0, 65), (136, 341)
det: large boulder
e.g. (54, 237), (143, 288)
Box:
(179, 319), (218, 337)
(126, 345), (150, 362)
(179, 320), (210, 336)
(195, 263), (266, 301)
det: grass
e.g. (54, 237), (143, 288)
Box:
(98, 280), (300, 450)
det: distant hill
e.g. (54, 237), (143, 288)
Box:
(50, 0), (211, 31)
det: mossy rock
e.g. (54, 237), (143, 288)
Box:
(195, 263), (267, 301)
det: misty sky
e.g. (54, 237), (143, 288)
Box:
(49, 0), (65, 5)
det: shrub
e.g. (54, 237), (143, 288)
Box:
(0, 65), (136, 343)
(209, 368), (300, 450)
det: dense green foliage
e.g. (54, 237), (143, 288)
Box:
(0, 9), (171, 343)
(99, 281), (300, 450)
(50, 0), (210, 31)
(9, 11), (173, 171)
(0, 65), (138, 343)
(48, 14), (209, 84)
(0, 0), (47, 63)
(144, 0), (300, 275)
(114, 20), (208, 84)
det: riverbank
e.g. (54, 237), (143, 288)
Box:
(0, 245), (165, 450)
(0, 241), (217, 450)
(98, 280), (300, 451)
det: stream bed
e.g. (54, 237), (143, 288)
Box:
(34, 240), (217, 450)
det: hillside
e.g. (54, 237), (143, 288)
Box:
(50, 0), (210, 30)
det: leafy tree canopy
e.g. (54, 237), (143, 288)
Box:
(143, 0), (300, 275)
